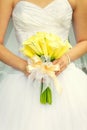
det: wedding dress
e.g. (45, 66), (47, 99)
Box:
(0, 0), (87, 130)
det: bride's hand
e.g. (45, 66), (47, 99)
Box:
(23, 66), (30, 77)
(53, 54), (71, 76)
(21, 60), (30, 76)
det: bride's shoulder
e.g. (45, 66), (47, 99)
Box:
(70, 0), (87, 11)
(77, 0), (87, 8)
(0, 0), (14, 5)
(0, 0), (19, 9)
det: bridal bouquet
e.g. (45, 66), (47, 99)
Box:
(21, 32), (72, 105)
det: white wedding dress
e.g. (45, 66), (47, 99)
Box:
(0, 0), (87, 130)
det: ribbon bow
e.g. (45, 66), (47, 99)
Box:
(27, 56), (63, 95)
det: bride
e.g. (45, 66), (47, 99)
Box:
(0, 0), (87, 129)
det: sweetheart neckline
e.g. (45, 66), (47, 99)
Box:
(13, 0), (57, 10)
(20, 0), (56, 9)
(13, 0), (73, 12)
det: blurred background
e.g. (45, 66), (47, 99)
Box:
(0, 19), (87, 81)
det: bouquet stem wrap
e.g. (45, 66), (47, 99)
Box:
(21, 32), (72, 105)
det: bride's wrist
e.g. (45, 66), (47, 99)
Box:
(65, 54), (71, 65)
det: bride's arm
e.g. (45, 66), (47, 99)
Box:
(0, 0), (28, 75)
(68, 0), (87, 61)
(53, 0), (87, 75)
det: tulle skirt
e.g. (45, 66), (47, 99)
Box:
(0, 63), (87, 130)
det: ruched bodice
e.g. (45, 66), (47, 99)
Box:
(12, 0), (73, 44)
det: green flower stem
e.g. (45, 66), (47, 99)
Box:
(40, 80), (52, 105)
(46, 87), (52, 104)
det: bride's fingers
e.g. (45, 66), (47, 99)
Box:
(55, 60), (68, 75)
(55, 66), (65, 76)
(23, 65), (31, 76)
(53, 58), (60, 64)
(25, 71), (30, 76)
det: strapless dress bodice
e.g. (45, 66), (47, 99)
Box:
(12, 0), (73, 45)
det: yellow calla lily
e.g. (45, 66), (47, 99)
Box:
(21, 45), (35, 58)
(21, 32), (72, 61)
